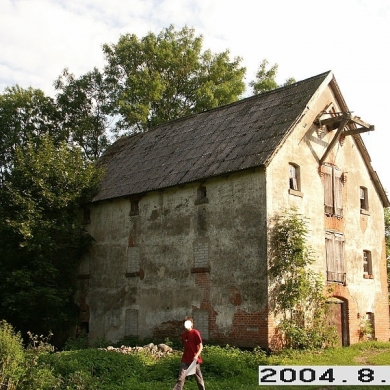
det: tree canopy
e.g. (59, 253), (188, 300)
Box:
(54, 68), (110, 162)
(0, 85), (102, 344)
(103, 25), (246, 134)
(0, 85), (63, 178)
(0, 135), (100, 343)
(250, 59), (296, 94)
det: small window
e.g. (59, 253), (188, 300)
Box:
(360, 187), (369, 211)
(130, 200), (139, 216)
(289, 163), (300, 191)
(363, 250), (373, 277)
(195, 185), (208, 205)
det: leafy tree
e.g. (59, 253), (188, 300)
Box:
(268, 209), (335, 349)
(54, 68), (111, 161)
(0, 135), (100, 344)
(103, 25), (246, 134)
(0, 86), (63, 181)
(250, 59), (296, 94)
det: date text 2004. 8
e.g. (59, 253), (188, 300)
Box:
(259, 366), (390, 386)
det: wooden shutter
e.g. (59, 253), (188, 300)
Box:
(334, 233), (345, 283)
(325, 232), (335, 281)
(323, 165), (333, 215)
(333, 168), (343, 217)
(326, 232), (345, 284)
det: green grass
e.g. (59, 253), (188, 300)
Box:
(35, 341), (390, 389)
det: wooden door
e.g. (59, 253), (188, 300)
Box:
(327, 300), (349, 346)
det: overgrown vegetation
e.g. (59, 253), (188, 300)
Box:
(0, 320), (59, 390)
(2, 321), (390, 390)
(268, 209), (336, 349)
(0, 136), (101, 345)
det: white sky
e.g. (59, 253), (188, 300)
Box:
(1, 0), (389, 194)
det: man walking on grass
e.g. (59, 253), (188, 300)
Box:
(173, 316), (205, 390)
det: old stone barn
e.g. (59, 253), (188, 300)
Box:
(76, 71), (389, 348)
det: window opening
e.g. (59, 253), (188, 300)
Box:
(195, 185), (208, 205)
(289, 163), (300, 191)
(360, 187), (369, 211)
(130, 200), (139, 216)
(363, 250), (373, 277)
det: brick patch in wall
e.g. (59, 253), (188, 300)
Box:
(152, 320), (183, 340)
(193, 269), (269, 348)
(324, 215), (344, 231)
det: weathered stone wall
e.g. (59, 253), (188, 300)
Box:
(83, 168), (269, 347)
(266, 83), (389, 344)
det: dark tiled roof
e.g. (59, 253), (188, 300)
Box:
(93, 71), (331, 202)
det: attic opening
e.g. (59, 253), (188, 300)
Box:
(130, 200), (139, 215)
(195, 184), (208, 205)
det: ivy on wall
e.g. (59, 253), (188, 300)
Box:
(268, 208), (336, 349)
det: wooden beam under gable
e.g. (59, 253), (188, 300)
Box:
(343, 125), (375, 136)
(318, 112), (374, 166)
(317, 112), (351, 129)
(319, 118), (350, 166)
(349, 115), (371, 129)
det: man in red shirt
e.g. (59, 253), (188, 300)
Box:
(173, 316), (205, 390)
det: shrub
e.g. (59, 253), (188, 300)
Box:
(41, 348), (148, 388)
(202, 345), (262, 379)
(0, 320), (25, 390)
(63, 334), (89, 351)
(20, 332), (59, 390)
